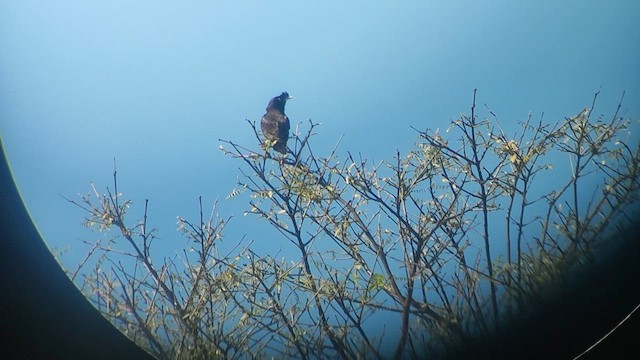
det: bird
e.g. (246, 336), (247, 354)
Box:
(260, 92), (291, 154)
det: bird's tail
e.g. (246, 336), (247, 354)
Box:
(273, 142), (288, 154)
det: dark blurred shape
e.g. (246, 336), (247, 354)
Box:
(443, 221), (640, 360)
(0, 138), (154, 360)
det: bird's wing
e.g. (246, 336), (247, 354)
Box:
(261, 113), (279, 139)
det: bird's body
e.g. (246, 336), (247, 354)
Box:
(261, 92), (291, 154)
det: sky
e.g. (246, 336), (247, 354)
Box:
(1, 0), (639, 354)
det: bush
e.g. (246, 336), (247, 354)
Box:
(65, 90), (639, 359)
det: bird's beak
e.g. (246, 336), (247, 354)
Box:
(287, 95), (293, 100)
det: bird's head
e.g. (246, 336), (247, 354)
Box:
(280, 92), (292, 101)
(267, 92), (292, 112)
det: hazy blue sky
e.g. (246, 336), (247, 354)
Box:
(1, 1), (639, 348)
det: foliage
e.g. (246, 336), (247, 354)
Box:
(66, 90), (639, 359)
